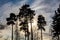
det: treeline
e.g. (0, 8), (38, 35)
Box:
(6, 4), (60, 40)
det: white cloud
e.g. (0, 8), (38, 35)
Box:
(0, 0), (60, 40)
(0, 0), (28, 40)
(0, 0), (28, 24)
(30, 0), (44, 8)
(30, 0), (60, 34)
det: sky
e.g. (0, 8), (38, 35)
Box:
(0, 0), (60, 40)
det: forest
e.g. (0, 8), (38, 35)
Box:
(1, 4), (59, 40)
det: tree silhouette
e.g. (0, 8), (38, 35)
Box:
(20, 18), (30, 40)
(26, 6), (35, 40)
(19, 4), (33, 40)
(37, 15), (46, 40)
(6, 13), (16, 40)
(14, 7), (24, 40)
(52, 5), (60, 40)
(14, 10), (24, 40)
(24, 5), (35, 40)
(15, 15), (20, 40)
(6, 4), (35, 40)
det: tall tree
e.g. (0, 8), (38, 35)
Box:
(37, 15), (46, 40)
(52, 5), (60, 40)
(11, 7), (24, 40)
(6, 13), (16, 40)
(18, 4), (35, 40)
(19, 4), (31, 40)
(26, 6), (35, 40)
(14, 11), (23, 40)
(20, 18), (30, 40)
(14, 7), (25, 40)
(15, 15), (20, 40)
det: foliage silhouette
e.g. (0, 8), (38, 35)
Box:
(52, 5), (60, 40)
(19, 4), (35, 40)
(20, 19), (30, 40)
(6, 13), (16, 40)
(37, 15), (46, 40)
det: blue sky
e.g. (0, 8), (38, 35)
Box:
(0, 0), (34, 7)
(0, 0), (60, 40)
(0, 0), (60, 32)
(0, 0), (21, 6)
(0, 0), (60, 26)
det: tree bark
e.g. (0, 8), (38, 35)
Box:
(27, 28), (29, 40)
(41, 29), (43, 40)
(15, 23), (18, 40)
(26, 17), (29, 40)
(30, 20), (33, 40)
(12, 24), (13, 40)
(58, 35), (59, 40)
(25, 32), (26, 40)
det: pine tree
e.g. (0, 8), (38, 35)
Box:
(52, 5), (60, 40)
(19, 4), (35, 40)
(37, 15), (46, 40)
(6, 13), (16, 40)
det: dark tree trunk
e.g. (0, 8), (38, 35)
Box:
(15, 21), (18, 40)
(57, 35), (59, 40)
(26, 17), (29, 40)
(27, 28), (29, 40)
(28, 34), (29, 40)
(27, 22), (29, 40)
(12, 24), (13, 40)
(41, 29), (43, 40)
(15, 23), (18, 40)
(25, 32), (26, 40)
(40, 24), (43, 40)
(30, 20), (33, 40)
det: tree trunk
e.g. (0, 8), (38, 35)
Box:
(28, 35), (29, 40)
(41, 29), (43, 40)
(12, 24), (13, 40)
(27, 23), (29, 40)
(27, 28), (29, 40)
(26, 17), (29, 40)
(25, 32), (26, 40)
(15, 20), (20, 40)
(58, 35), (59, 40)
(30, 20), (33, 40)
(15, 21), (18, 40)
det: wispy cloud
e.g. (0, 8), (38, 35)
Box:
(0, 0), (60, 40)
(0, 0), (28, 24)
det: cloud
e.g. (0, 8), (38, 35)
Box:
(0, 0), (60, 40)
(0, 0), (59, 25)
(0, 0), (28, 39)
(0, 0), (28, 24)
(30, 0), (44, 8)
(30, 0), (60, 34)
